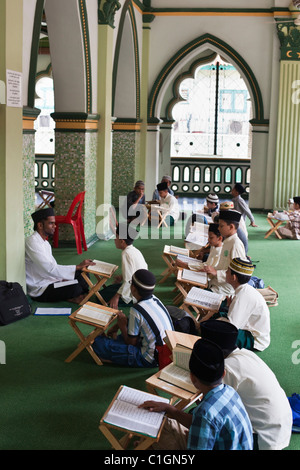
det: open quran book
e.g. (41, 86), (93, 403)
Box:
(185, 222), (209, 247)
(180, 268), (208, 286)
(159, 344), (197, 393)
(87, 260), (118, 276)
(268, 212), (289, 221)
(176, 254), (204, 271)
(184, 286), (223, 311)
(102, 386), (169, 438)
(163, 330), (200, 354)
(164, 245), (189, 257)
(75, 302), (117, 326)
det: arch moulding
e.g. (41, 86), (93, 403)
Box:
(148, 33), (268, 127)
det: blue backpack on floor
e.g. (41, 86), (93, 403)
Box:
(248, 276), (265, 289)
(288, 393), (300, 433)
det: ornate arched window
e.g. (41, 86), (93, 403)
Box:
(34, 72), (55, 154)
(171, 55), (252, 158)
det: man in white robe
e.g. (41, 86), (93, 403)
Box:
(25, 208), (95, 303)
(200, 320), (292, 450)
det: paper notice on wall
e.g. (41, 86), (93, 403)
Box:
(6, 70), (22, 107)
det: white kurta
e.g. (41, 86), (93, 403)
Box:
(206, 245), (222, 268)
(224, 348), (293, 450)
(160, 193), (180, 222)
(25, 231), (76, 297)
(117, 244), (148, 304)
(226, 283), (270, 351)
(209, 233), (246, 299)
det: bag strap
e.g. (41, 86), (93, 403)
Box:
(133, 301), (165, 346)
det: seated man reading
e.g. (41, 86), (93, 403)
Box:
(25, 208), (95, 303)
(92, 269), (174, 367)
(121, 180), (147, 223)
(274, 196), (300, 239)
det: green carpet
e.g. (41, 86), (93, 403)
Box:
(0, 212), (299, 450)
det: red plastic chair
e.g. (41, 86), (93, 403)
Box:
(53, 191), (87, 255)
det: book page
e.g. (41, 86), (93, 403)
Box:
(170, 245), (189, 256)
(75, 304), (114, 325)
(87, 260), (117, 275)
(173, 346), (192, 370)
(182, 269), (207, 285)
(177, 254), (202, 265)
(118, 386), (169, 406)
(185, 231), (208, 247)
(103, 386), (169, 437)
(159, 364), (197, 393)
(185, 286), (222, 310)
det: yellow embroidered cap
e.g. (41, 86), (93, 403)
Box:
(220, 201), (234, 210)
(229, 257), (254, 276)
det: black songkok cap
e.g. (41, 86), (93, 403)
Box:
(31, 208), (54, 224)
(200, 320), (238, 357)
(157, 182), (168, 191)
(219, 209), (241, 222)
(189, 338), (224, 384)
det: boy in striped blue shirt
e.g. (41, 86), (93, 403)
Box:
(140, 338), (253, 450)
(92, 269), (174, 367)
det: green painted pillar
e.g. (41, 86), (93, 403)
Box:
(139, 22), (152, 186)
(111, 120), (141, 208)
(96, 2), (121, 237)
(0, 0), (26, 286)
(50, 113), (99, 246)
(274, 19), (300, 209)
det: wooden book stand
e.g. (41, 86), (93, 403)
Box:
(79, 263), (118, 306)
(99, 385), (168, 450)
(65, 302), (118, 365)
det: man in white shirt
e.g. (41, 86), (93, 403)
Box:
(224, 257), (270, 351)
(202, 209), (246, 300)
(25, 208), (95, 303)
(200, 320), (293, 450)
(101, 223), (148, 310)
(153, 182), (179, 226)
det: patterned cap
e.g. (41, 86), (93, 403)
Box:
(206, 193), (219, 204)
(220, 201), (234, 210)
(134, 180), (145, 187)
(229, 257), (254, 276)
(132, 269), (156, 291)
